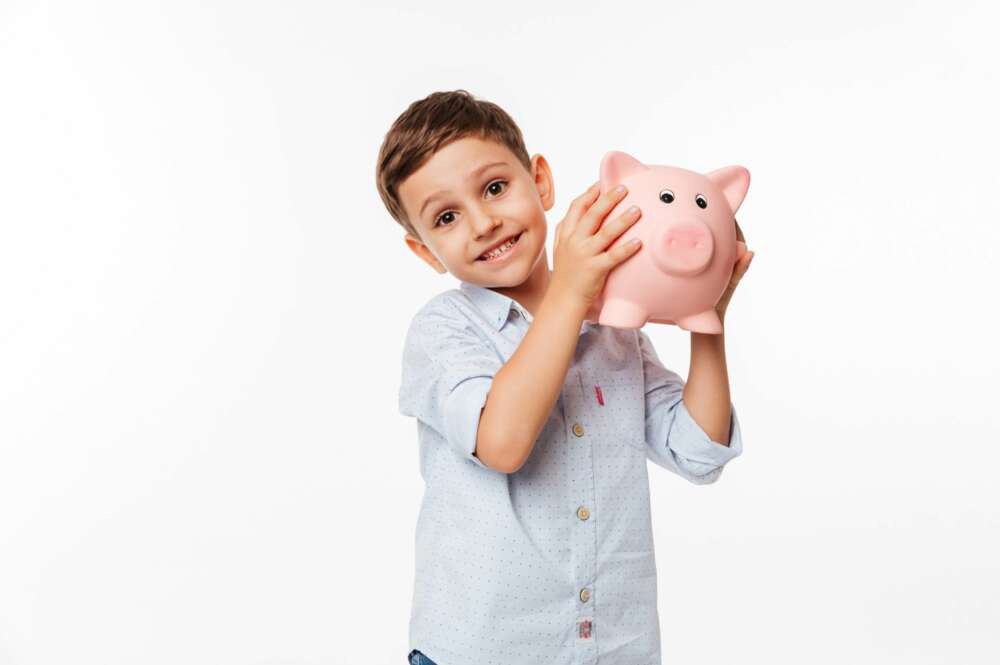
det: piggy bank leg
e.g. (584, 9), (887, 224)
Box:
(598, 298), (649, 329)
(676, 309), (724, 334)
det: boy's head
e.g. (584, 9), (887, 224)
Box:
(376, 90), (554, 288)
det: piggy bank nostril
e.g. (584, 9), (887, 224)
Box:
(665, 228), (707, 248)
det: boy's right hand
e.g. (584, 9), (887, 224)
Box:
(551, 181), (643, 310)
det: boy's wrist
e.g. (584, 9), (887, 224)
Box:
(544, 280), (592, 319)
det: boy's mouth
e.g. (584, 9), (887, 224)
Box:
(477, 232), (523, 262)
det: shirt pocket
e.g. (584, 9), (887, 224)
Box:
(591, 367), (646, 452)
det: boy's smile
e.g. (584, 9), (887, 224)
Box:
(398, 136), (555, 307)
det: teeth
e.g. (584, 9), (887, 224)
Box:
(481, 235), (518, 260)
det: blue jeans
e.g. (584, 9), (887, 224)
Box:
(407, 649), (438, 665)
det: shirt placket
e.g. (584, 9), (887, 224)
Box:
(563, 366), (599, 665)
(507, 304), (601, 663)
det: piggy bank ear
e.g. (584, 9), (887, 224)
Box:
(600, 151), (647, 191)
(705, 166), (751, 214)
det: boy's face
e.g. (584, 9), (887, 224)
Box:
(398, 136), (554, 287)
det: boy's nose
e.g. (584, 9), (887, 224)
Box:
(474, 216), (503, 237)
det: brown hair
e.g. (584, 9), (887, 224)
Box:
(375, 89), (532, 238)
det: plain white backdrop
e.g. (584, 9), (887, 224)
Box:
(1, 1), (998, 663)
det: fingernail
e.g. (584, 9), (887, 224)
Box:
(615, 185), (626, 194)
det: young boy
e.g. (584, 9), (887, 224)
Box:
(376, 90), (754, 665)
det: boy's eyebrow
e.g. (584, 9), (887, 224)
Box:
(418, 161), (509, 220)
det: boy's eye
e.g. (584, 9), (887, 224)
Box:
(432, 179), (509, 228)
(485, 179), (507, 197)
(434, 211), (457, 227)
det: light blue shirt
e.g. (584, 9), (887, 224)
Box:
(398, 281), (744, 665)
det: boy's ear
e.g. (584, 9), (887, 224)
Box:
(530, 153), (554, 211)
(404, 233), (447, 274)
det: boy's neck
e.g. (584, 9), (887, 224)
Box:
(489, 249), (551, 318)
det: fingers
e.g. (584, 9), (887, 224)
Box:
(560, 181), (601, 240)
(592, 204), (641, 251)
(727, 250), (753, 288)
(577, 184), (629, 237)
(576, 180), (601, 205)
(610, 235), (642, 264)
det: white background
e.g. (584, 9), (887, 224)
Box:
(1, 1), (998, 664)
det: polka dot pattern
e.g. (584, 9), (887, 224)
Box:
(397, 281), (744, 665)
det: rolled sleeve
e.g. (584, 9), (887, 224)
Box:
(399, 297), (502, 470)
(638, 330), (744, 484)
(668, 399), (743, 468)
(443, 377), (493, 470)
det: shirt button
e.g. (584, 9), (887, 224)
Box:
(579, 588), (591, 603)
(572, 423), (585, 437)
(510, 308), (520, 319)
(577, 506), (590, 521)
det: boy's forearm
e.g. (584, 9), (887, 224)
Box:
(476, 287), (588, 473)
(682, 324), (733, 445)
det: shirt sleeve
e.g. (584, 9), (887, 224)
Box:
(638, 330), (743, 484)
(398, 298), (503, 470)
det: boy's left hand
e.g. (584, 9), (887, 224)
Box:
(715, 219), (754, 322)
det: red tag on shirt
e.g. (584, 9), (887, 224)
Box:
(594, 385), (604, 406)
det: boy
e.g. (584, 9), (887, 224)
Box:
(376, 90), (754, 665)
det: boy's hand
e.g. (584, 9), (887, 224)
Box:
(714, 219), (754, 322)
(551, 182), (643, 309)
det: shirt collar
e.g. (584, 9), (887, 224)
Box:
(459, 281), (594, 334)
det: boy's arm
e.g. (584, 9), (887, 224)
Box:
(639, 329), (743, 484)
(674, 223), (755, 451)
(475, 284), (589, 473)
(397, 289), (588, 475)
(683, 327), (734, 445)
(640, 235), (753, 483)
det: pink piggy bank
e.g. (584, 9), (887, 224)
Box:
(585, 151), (750, 333)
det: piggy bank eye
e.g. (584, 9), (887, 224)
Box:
(695, 194), (708, 209)
(659, 189), (675, 204)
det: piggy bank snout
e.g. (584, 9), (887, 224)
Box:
(651, 221), (714, 277)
